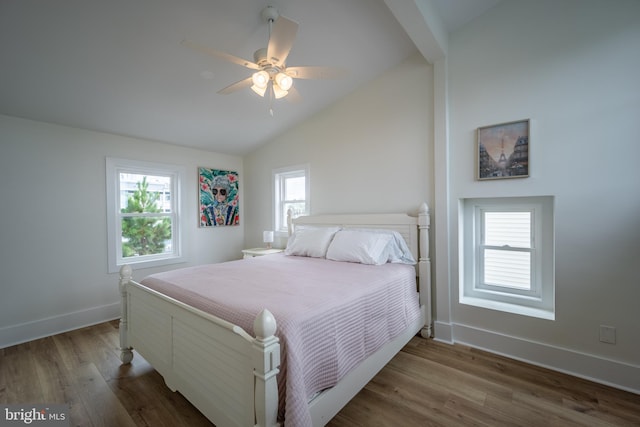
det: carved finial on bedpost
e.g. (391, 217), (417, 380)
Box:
(254, 309), (277, 340)
(418, 203), (433, 338)
(287, 208), (294, 237)
(253, 309), (280, 427)
(119, 265), (134, 364)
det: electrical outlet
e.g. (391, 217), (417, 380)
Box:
(599, 325), (616, 344)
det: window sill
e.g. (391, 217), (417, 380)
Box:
(109, 255), (185, 274)
(460, 296), (555, 320)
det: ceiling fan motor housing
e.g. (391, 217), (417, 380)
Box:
(253, 48), (272, 68)
(253, 48), (284, 80)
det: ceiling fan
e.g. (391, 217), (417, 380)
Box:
(182, 5), (347, 105)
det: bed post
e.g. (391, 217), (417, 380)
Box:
(418, 203), (432, 338)
(252, 309), (280, 427)
(286, 208), (294, 236)
(118, 265), (134, 364)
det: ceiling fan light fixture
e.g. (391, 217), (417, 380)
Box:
(275, 72), (293, 91)
(252, 70), (269, 89)
(251, 84), (267, 97)
(272, 83), (288, 99)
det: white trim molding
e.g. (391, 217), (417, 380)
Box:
(0, 303), (120, 349)
(433, 321), (454, 344)
(452, 322), (640, 395)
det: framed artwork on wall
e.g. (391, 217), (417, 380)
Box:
(198, 167), (239, 227)
(477, 119), (530, 180)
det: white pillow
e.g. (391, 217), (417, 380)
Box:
(385, 231), (417, 265)
(326, 230), (393, 265)
(335, 228), (416, 265)
(284, 227), (340, 258)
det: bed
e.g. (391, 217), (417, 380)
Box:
(117, 203), (432, 427)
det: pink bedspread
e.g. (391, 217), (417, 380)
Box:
(140, 254), (421, 427)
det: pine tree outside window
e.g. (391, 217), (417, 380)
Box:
(107, 158), (185, 272)
(120, 175), (172, 258)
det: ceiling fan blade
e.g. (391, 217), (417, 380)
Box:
(285, 66), (348, 80)
(217, 77), (253, 94)
(181, 39), (261, 70)
(267, 16), (298, 67)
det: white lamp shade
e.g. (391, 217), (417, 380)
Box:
(263, 231), (274, 244)
(275, 72), (293, 91)
(251, 84), (267, 97)
(252, 70), (269, 88)
(272, 84), (288, 99)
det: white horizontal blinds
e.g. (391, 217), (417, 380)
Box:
(484, 211), (531, 247)
(482, 211), (532, 290)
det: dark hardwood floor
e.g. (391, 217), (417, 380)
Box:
(1, 321), (638, 426)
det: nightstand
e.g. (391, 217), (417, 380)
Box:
(242, 248), (284, 259)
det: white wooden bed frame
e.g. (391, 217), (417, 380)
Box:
(118, 203), (431, 427)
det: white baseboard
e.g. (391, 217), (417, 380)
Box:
(433, 320), (454, 344)
(451, 322), (640, 395)
(0, 303), (120, 349)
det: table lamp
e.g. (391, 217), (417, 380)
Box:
(263, 231), (274, 249)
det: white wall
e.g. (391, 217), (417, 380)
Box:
(243, 53), (434, 249)
(0, 115), (244, 347)
(445, 0), (640, 391)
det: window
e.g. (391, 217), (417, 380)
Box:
(460, 196), (554, 319)
(273, 165), (309, 233)
(106, 158), (185, 272)
(480, 211), (532, 293)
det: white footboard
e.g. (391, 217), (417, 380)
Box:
(118, 266), (280, 427)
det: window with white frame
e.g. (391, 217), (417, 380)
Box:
(273, 165), (309, 233)
(460, 196), (555, 319)
(106, 158), (185, 272)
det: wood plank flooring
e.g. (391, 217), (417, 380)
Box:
(1, 321), (638, 426)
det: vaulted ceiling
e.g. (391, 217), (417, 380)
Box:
(0, 0), (500, 155)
